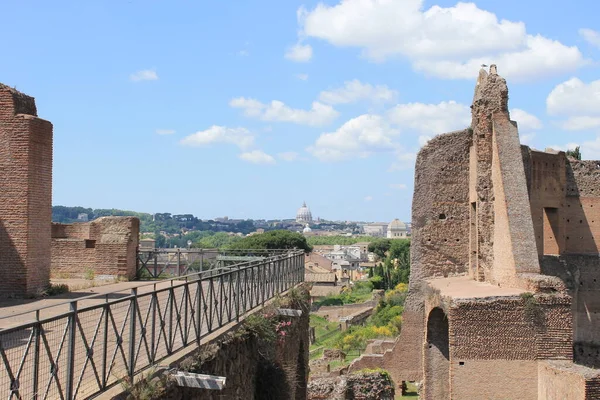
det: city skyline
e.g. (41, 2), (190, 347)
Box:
(1, 1), (599, 222)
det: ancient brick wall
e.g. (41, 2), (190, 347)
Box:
(51, 217), (139, 279)
(537, 361), (600, 400)
(0, 84), (53, 297)
(445, 295), (571, 399)
(392, 129), (471, 383)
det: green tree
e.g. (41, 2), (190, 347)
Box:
(228, 230), (313, 252)
(566, 146), (582, 160)
(368, 239), (392, 259)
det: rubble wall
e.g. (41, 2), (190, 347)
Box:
(392, 129), (471, 382)
(0, 84), (53, 296)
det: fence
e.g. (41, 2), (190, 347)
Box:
(136, 248), (295, 278)
(0, 250), (305, 400)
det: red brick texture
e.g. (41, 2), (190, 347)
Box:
(0, 84), (53, 297)
(51, 217), (139, 279)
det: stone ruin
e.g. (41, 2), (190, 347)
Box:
(349, 66), (600, 399)
(0, 83), (139, 296)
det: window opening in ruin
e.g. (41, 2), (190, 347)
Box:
(542, 208), (560, 255)
(439, 213), (446, 220)
(459, 362), (465, 366)
(85, 240), (96, 249)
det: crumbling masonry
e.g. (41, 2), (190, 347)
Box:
(350, 66), (600, 399)
(0, 84), (53, 296)
(0, 83), (140, 297)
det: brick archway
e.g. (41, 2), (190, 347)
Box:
(424, 307), (449, 399)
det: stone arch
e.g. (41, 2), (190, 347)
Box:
(424, 307), (450, 399)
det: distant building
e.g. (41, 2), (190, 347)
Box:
(77, 213), (89, 222)
(303, 224), (312, 234)
(363, 222), (389, 237)
(387, 219), (408, 238)
(296, 201), (313, 223)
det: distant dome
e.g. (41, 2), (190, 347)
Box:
(303, 224), (312, 233)
(296, 201), (313, 223)
(387, 219), (407, 238)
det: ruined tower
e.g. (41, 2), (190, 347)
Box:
(349, 66), (600, 399)
(0, 84), (53, 296)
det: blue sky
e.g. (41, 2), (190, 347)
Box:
(2, 0), (599, 222)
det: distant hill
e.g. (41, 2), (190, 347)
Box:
(51, 206), (256, 235)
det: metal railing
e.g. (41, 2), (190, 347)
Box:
(136, 248), (296, 278)
(0, 250), (305, 400)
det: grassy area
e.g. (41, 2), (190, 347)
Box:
(312, 281), (374, 307)
(310, 315), (344, 359)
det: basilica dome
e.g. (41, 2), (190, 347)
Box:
(387, 219), (407, 238)
(296, 201), (313, 223)
(303, 224), (312, 233)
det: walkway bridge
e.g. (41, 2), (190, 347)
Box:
(0, 249), (305, 399)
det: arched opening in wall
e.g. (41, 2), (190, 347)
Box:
(424, 307), (450, 400)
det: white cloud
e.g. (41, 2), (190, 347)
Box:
(180, 126), (254, 150)
(580, 28), (600, 48)
(577, 136), (600, 159)
(364, 195), (373, 202)
(156, 129), (175, 135)
(510, 108), (542, 131)
(130, 69), (158, 82)
(388, 101), (471, 135)
(559, 117), (600, 131)
(285, 43), (313, 62)
(418, 135), (432, 146)
(388, 152), (417, 171)
(230, 97), (339, 126)
(298, 1), (587, 81)
(238, 50), (249, 57)
(547, 78), (600, 132)
(319, 79), (397, 104)
(239, 150), (276, 165)
(296, 73), (309, 81)
(278, 152), (299, 162)
(547, 78), (600, 117)
(520, 133), (536, 145)
(413, 35), (587, 82)
(389, 183), (407, 190)
(307, 114), (400, 161)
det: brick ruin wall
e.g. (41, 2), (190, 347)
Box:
(420, 291), (572, 400)
(0, 84), (53, 296)
(388, 129), (471, 383)
(51, 217), (140, 279)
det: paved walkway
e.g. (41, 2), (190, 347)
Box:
(0, 278), (188, 328)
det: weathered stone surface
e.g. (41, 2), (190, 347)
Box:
(0, 83), (53, 297)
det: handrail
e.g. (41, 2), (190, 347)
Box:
(0, 249), (305, 400)
(0, 250), (303, 324)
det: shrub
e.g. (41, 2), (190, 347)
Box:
(42, 284), (70, 297)
(84, 268), (95, 280)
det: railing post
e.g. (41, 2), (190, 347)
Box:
(128, 288), (137, 379)
(177, 248), (181, 276)
(153, 252), (158, 278)
(236, 268), (240, 322)
(168, 281), (174, 353)
(102, 295), (109, 389)
(32, 310), (40, 400)
(150, 284), (156, 362)
(183, 278), (189, 345)
(196, 274), (202, 344)
(65, 301), (77, 400)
